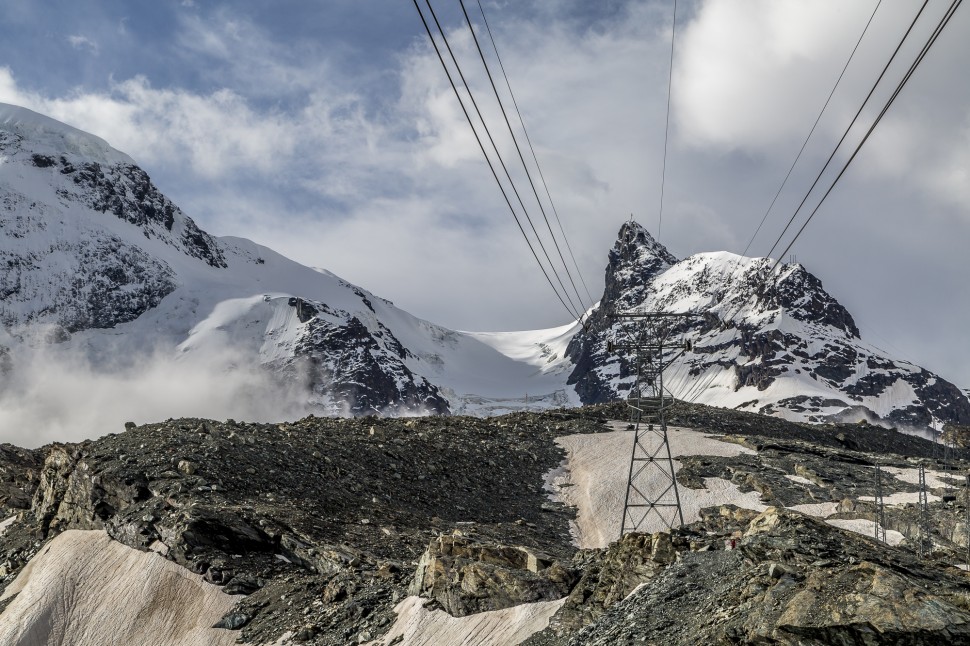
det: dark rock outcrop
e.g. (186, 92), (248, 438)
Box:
(528, 506), (970, 646)
(292, 314), (451, 416)
(410, 533), (576, 616)
(4, 404), (970, 644)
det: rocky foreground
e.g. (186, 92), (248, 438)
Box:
(2, 404), (970, 644)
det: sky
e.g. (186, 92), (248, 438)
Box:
(0, 0), (967, 387)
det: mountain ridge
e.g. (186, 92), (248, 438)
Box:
(0, 102), (966, 438)
(566, 222), (970, 430)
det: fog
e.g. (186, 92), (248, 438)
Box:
(0, 340), (314, 449)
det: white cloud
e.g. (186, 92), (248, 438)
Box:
(675, 0), (882, 151)
(67, 34), (99, 55)
(0, 68), (299, 179)
(0, 0), (967, 388)
(0, 341), (311, 448)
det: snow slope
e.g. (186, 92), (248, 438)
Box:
(565, 222), (970, 431)
(0, 103), (589, 435)
(1, 103), (967, 438)
(0, 530), (241, 646)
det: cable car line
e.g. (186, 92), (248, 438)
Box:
(459, 0), (590, 318)
(764, 0), (930, 261)
(473, 0), (596, 307)
(656, 0), (678, 244)
(741, 0), (883, 258)
(411, 0), (583, 322)
(415, 0), (585, 322)
(770, 0), (963, 271)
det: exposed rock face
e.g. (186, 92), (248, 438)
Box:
(538, 527), (694, 637)
(65, 160), (226, 268)
(409, 533), (576, 616)
(528, 506), (970, 646)
(566, 222), (970, 428)
(290, 310), (451, 416)
(0, 123), (226, 333)
(3, 404), (970, 644)
(0, 445), (40, 512)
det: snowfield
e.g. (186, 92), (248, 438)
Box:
(544, 420), (903, 551)
(365, 596), (565, 646)
(0, 530), (241, 646)
(3, 102), (969, 444)
(546, 424), (764, 549)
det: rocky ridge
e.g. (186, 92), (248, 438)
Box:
(3, 403), (970, 644)
(3, 104), (968, 427)
(566, 221), (970, 429)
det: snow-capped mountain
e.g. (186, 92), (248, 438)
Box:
(0, 103), (577, 422)
(1, 103), (966, 434)
(566, 222), (970, 430)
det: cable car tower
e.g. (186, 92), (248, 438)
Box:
(609, 311), (692, 537)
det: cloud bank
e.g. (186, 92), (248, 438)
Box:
(0, 0), (966, 392)
(0, 341), (311, 448)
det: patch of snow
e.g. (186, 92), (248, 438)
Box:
(858, 379), (919, 419)
(880, 466), (959, 490)
(0, 516), (14, 536)
(788, 502), (839, 518)
(366, 596), (565, 646)
(547, 424), (763, 549)
(858, 491), (941, 505)
(0, 530), (241, 646)
(825, 518), (906, 547)
(785, 475), (817, 487)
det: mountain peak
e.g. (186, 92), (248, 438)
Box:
(614, 220), (678, 266)
(602, 221), (678, 311)
(0, 103), (134, 166)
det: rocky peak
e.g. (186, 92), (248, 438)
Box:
(0, 104), (225, 270)
(602, 222), (678, 313)
(564, 225), (967, 428)
(771, 264), (859, 338)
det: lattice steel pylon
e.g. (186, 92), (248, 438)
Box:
(917, 463), (931, 559)
(873, 463), (887, 543)
(965, 474), (970, 570)
(608, 312), (692, 538)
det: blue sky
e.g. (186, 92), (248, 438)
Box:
(1, 0), (969, 386)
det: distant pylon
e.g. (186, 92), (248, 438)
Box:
(873, 463), (887, 543)
(917, 463), (931, 559)
(608, 312), (692, 537)
(965, 474), (970, 570)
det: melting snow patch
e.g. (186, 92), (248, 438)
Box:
(0, 516), (15, 537)
(785, 475), (817, 486)
(547, 425), (764, 549)
(881, 466), (960, 490)
(366, 596), (565, 646)
(0, 530), (241, 646)
(859, 491), (941, 505)
(788, 502), (840, 518)
(825, 518), (906, 547)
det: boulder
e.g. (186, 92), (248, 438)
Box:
(410, 533), (576, 617)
